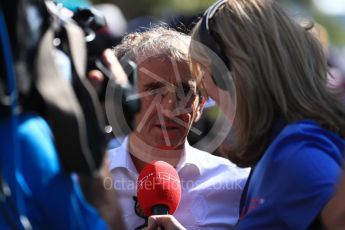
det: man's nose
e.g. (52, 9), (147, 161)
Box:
(160, 91), (178, 118)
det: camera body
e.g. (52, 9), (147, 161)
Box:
(72, 7), (121, 100)
(72, 8), (140, 132)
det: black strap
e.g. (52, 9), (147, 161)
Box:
(35, 16), (106, 173)
(133, 196), (148, 230)
(198, 0), (232, 91)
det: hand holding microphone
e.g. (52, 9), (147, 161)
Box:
(137, 161), (185, 230)
(144, 215), (186, 230)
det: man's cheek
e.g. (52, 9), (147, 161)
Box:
(178, 113), (193, 128)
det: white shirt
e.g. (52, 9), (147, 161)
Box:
(108, 137), (249, 230)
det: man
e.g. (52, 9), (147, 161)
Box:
(107, 27), (249, 230)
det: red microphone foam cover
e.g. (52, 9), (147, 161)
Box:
(137, 161), (181, 216)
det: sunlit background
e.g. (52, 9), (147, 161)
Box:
(57, 0), (345, 93)
(58, 0), (345, 61)
(58, 0), (345, 44)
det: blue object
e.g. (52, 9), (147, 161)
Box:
(0, 9), (29, 227)
(204, 98), (216, 109)
(54, 0), (91, 11)
(0, 114), (108, 229)
(237, 120), (345, 230)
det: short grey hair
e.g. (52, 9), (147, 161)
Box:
(113, 26), (191, 63)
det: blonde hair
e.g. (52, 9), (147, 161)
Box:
(190, 0), (345, 167)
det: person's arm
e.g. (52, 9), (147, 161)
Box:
(80, 49), (128, 229)
(143, 215), (186, 230)
(78, 154), (125, 230)
(321, 172), (345, 230)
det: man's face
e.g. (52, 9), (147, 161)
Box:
(132, 56), (203, 149)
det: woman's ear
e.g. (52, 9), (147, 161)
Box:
(194, 97), (206, 122)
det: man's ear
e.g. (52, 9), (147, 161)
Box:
(194, 97), (206, 122)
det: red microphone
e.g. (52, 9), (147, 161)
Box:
(137, 161), (181, 216)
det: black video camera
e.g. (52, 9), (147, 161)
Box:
(72, 8), (140, 132)
(72, 7), (122, 100)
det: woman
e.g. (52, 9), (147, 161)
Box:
(144, 0), (345, 229)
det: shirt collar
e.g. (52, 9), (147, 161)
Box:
(175, 142), (203, 175)
(108, 137), (202, 175)
(108, 137), (138, 175)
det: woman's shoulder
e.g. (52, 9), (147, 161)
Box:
(271, 119), (344, 157)
(259, 119), (345, 173)
(283, 119), (343, 139)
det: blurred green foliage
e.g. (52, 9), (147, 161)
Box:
(91, 0), (344, 46)
(92, 0), (215, 18)
(91, 0), (312, 18)
(92, 0), (162, 18)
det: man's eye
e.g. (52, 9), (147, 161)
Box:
(175, 87), (196, 102)
(183, 86), (197, 96)
(175, 86), (188, 95)
(182, 87), (190, 95)
(146, 87), (165, 95)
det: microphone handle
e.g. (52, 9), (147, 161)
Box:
(152, 204), (169, 215)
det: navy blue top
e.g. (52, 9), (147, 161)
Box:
(237, 120), (345, 230)
(0, 113), (108, 229)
